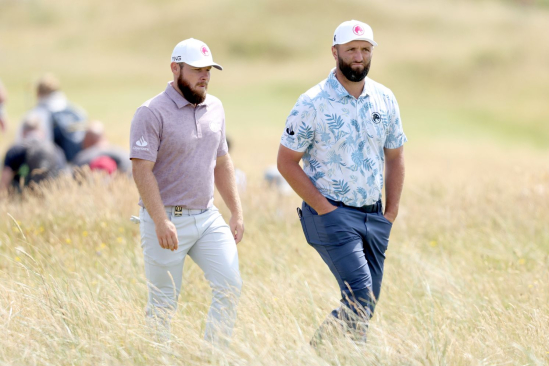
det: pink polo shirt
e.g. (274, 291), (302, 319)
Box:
(129, 82), (228, 209)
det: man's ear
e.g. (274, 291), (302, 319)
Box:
(170, 62), (180, 75)
(331, 46), (338, 61)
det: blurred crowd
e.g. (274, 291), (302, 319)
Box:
(0, 75), (294, 197)
(0, 74), (130, 195)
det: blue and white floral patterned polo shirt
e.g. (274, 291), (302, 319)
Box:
(280, 68), (407, 207)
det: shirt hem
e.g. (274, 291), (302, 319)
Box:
(129, 155), (157, 162)
(138, 201), (214, 210)
(384, 136), (408, 149)
(280, 139), (308, 153)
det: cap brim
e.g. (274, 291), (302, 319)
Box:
(334, 37), (378, 47)
(359, 38), (378, 47)
(186, 60), (223, 70)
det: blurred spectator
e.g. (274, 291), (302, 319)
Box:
(71, 121), (131, 174)
(18, 73), (87, 161)
(0, 79), (7, 132)
(89, 156), (118, 175)
(264, 165), (292, 195)
(1, 115), (66, 193)
(226, 137), (247, 192)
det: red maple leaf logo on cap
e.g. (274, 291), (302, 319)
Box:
(353, 25), (365, 36)
(201, 46), (210, 56)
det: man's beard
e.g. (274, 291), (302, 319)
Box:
(338, 55), (370, 82)
(178, 75), (207, 104)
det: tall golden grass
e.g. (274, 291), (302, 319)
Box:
(1, 144), (548, 365)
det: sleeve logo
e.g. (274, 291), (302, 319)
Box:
(136, 136), (148, 147)
(286, 127), (295, 136)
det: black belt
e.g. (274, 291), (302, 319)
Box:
(327, 198), (380, 213)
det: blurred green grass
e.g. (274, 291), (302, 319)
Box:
(1, 0), (548, 153)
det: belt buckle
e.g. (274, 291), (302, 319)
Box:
(174, 206), (183, 217)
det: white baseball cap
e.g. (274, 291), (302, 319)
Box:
(171, 38), (223, 70)
(333, 20), (377, 47)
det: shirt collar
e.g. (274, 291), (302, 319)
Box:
(165, 82), (191, 109)
(327, 68), (369, 101)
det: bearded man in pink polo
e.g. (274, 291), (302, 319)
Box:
(130, 38), (244, 345)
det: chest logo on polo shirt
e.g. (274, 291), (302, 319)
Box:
(136, 136), (148, 147)
(372, 112), (382, 124)
(209, 120), (222, 133)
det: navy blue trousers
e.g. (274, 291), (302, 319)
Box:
(299, 199), (392, 324)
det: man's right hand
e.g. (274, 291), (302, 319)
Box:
(155, 219), (179, 251)
(132, 159), (179, 251)
(315, 202), (338, 216)
(278, 145), (339, 218)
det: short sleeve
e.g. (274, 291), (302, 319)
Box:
(217, 110), (228, 158)
(384, 92), (407, 149)
(129, 106), (161, 162)
(280, 94), (316, 152)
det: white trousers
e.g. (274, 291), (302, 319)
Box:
(139, 206), (242, 344)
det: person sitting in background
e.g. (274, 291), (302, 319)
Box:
(1, 115), (67, 193)
(71, 121), (131, 174)
(0, 79), (7, 132)
(18, 73), (87, 161)
(88, 155), (118, 175)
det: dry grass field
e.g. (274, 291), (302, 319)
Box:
(1, 0), (549, 364)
